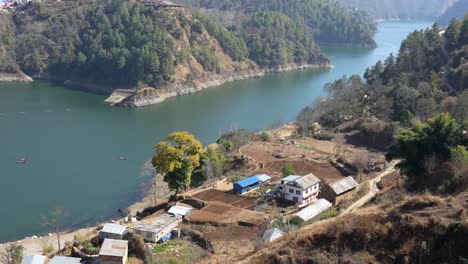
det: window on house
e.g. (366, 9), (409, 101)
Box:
(279, 186), (283, 190)
(293, 196), (298, 203)
(289, 188), (294, 193)
(296, 190), (300, 195)
(147, 233), (152, 239)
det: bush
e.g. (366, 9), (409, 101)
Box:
(288, 216), (304, 226)
(42, 245), (54, 255)
(319, 209), (339, 220)
(260, 131), (271, 142)
(282, 163), (296, 176)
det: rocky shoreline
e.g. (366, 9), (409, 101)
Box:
(0, 72), (33, 82)
(107, 63), (332, 107)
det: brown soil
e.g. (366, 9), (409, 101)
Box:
(265, 160), (346, 184)
(202, 225), (262, 242)
(186, 201), (264, 225)
(191, 189), (257, 210)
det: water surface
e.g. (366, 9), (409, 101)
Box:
(0, 21), (432, 242)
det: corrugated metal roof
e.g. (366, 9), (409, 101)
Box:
(255, 174), (271, 182)
(99, 238), (128, 257)
(235, 176), (260, 188)
(49, 256), (81, 264)
(168, 206), (193, 216)
(101, 224), (128, 235)
(262, 228), (284, 243)
(294, 199), (332, 221)
(329, 176), (359, 195)
(291, 173), (321, 189)
(133, 213), (181, 233)
(281, 175), (301, 183)
(21, 255), (46, 264)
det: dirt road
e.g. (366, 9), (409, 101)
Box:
(342, 162), (397, 215)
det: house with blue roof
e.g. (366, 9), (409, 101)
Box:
(233, 176), (261, 194)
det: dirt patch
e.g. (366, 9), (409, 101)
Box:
(191, 189), (257, 210)
(186, 201), (264, 225)
(265, 160), (347, 184)
(202, 225), (262, 242)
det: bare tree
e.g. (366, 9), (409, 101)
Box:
(41, 207), (64, 251)
(202, 159), (215, 188)
(352, 154), (368, 182)
(333, 134), (346, 159)
(423, 153), (438, 174)
(151, 172), (170, 206)
(0, 243), (24, 264)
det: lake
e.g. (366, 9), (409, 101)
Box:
(0, 21), (432, 242)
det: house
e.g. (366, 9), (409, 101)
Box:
(99, 239), (128, 264)
(132, 213), (182, 243)
(319, 176), (359, 205)
(167, 205), (194, 217)
(276, 173), (321, 205)
(255, 174), (271, 184)
(262, 228), (284, 243)
(99, 223), (128, 240)
(21, 255), (46, 264)
(294, 199), (332, 221)
(49, 256), (82, 264)
(233, 176), (260, 194)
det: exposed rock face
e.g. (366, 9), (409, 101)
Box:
(0, 72), (33, 82)
(105, 63), (330, 107)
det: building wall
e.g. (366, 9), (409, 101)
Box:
(277, 183), (319, 204)
(99, 232), (125, 241)
(335, 189), (357, 205)
(134, 218), (182, 243)
(100, 255), (125, 264)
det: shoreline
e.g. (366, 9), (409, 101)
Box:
(0, 183), (156, 255)
(0, 72), (33, 82)
(108, 63), (332, 107)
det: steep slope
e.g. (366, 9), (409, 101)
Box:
(241, 192), (468, 264)
(338, 0), (458, 20)
(2, 0), (331, 98)
(437, 1), (468, 25)
(175, 0), (377, 47)
(0, 13), (18, 73)
(297, 16), (468, 148)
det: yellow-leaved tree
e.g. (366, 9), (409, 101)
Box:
(152, 132), (204, 194)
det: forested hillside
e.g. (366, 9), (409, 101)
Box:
(437, 1), (468, 25)
(297, 16), (468, 148)
(338, 0), (458, 20)
(1, 0), (334, 90)
(0, 14), (18, 73)
(175, 0), (377, 47)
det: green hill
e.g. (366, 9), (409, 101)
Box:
(175, 0), (377, 47)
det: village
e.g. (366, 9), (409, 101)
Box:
(8, 123), (399, 264)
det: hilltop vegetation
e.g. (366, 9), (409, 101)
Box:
(338, 0), (458, 20)
(297, 16), (468, 148)
(175, 0), (377, 47)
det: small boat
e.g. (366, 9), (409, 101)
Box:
(16, 158), (27, 164)
(66, 109), (71, 111)
(119, 156), (128, 161)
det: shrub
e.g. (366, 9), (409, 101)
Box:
(282, 163), (296, 176)
(260, 131), (270, 142)
(42, 245), (54, 255)
(319, 209), (339, 220)
(288, 216), (304, 226)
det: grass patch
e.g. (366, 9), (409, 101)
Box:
(320, 209), (339, 220)
(227, 175), (246, 182)
(299, 145), (316, 152)
(153, 241), (183, 253)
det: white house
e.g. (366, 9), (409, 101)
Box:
(276, 173), (321, 205)
(21, 255), (46, 264)
(132, 213), (182, 243)
(49, 256), (82, 264)
(294, 199), (332, 221)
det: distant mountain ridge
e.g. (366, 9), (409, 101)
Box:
(437, 0), (468, 25)
(337, 0), (459, 20)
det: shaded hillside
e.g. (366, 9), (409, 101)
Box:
(175, 0), (377, 47)
(241, 193), (468, 264)
(437, 1), (468, 25)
